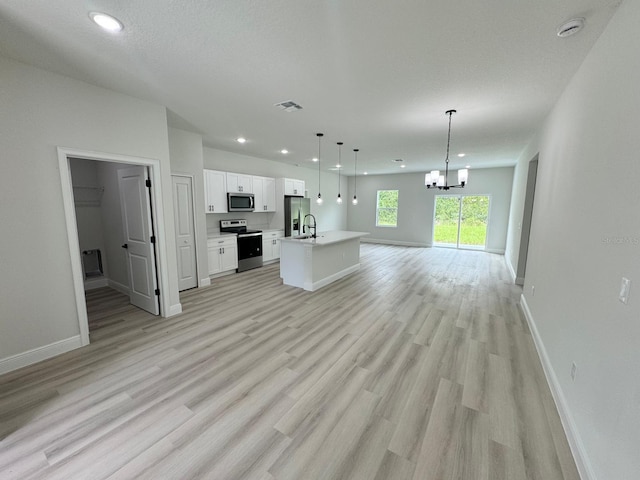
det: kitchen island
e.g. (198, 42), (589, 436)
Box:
(279, 231), (369, 291)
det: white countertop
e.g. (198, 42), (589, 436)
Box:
(207, 232), (237, 239)
(280, 230), (369, 246)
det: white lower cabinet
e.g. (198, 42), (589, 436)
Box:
(208, 236), (238, 275)
(262, 230), (284, 263)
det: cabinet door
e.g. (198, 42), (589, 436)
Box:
(273, 237), (281, 260)
(284, 178), (295, 196)
(227, 173), (252, 193)
(220, 244), (238, 271)
(204, 170), (227, 213)
(208, 246), (221, 275)
(262, 236), (273, 262)
(263, 177), (276, 211)
(284, 178), (305, 196)
(273, 231), (284, 259)
(226, 173), (240, 193)
(253, 176), (265, 211)
(239, 175), (253, 193)
(293, 180), (305, 196)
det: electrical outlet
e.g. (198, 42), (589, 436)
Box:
(531, 285), (535, 297)
(619, 277), (631, 304)
(570, 362), (577, 381)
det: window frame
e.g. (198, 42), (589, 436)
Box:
(375, 189), (399, 228)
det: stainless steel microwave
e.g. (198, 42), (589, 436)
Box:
(227, 192), (255, 212)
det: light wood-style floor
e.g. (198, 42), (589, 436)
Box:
(0, 244), (579, 480)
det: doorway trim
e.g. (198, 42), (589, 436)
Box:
(58, 146), (173, 346)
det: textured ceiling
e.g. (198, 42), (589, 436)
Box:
(0, 0), (621, 175)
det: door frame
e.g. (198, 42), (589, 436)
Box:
(171, 174), (199, 291)
(432, 194), (492, 250)
(58, 147), (173, 347)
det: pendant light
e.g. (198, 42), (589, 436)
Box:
(352, 149), (359, 205)
(316, 133), (324, 205)
(336, 142), (343, 204)
(426, 109), (468, 190)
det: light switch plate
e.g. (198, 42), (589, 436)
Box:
(619, 277), (631, 304)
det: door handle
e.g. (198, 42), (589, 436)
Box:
(121, 244), (128, 249)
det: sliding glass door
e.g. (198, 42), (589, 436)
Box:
(433, 195), (489, 249)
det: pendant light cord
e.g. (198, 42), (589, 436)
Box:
(354, 149), (358, 194)
(317, 133), (323, 193)
(444, 109), (455, 187)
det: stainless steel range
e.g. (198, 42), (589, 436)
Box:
(220, 220), (263, 272)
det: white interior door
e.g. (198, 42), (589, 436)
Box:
(172, 175), (198, 291)
(118, 166), (159, 315)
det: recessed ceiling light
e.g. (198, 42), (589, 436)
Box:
(364, 172), (368, 175)
(557, 18), (585, 38)
(400, 165), (406, 168)
(458, 153), (466, 157)
(89, 12), (124, 32)
(237, 137), (246, 144)
(281, 149), (288, 154)
(336, 164), (342, 168)
(465, 165), (471, 169)
(312, 157), (318, 162)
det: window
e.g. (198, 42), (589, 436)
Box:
(376, 190), (399, 227)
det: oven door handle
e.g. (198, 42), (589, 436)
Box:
(239, 232), (262, 238)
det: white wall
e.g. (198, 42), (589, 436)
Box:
(0, 56), (179, 367)
(510, 0), (640, 477)
(203, 147), (347, 233)
(345, 168), (514, 252)
(168, 127), (210, 286)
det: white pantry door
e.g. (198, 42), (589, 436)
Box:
(172, 175), (198, 291)
(118, 166), (160, 315)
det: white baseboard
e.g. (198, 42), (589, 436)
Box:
(305, 264), (360, 291)
(167, 303), (182, 317)
(361, 238), (428, 248)
(485, 248), (506, 255)
(519, 295), (595, 480)
(108, 279), (130, 296)
(0, 335), (83, 375)
(199, 277), (211, 287)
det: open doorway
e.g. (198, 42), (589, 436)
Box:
(58, 147), (173, 347)
(433, 195), (490, 250)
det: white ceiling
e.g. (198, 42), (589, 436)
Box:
(0, 0), (620, 175)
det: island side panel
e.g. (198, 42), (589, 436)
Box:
(280, 240), (307, 289)
(308, 237), (361, 291)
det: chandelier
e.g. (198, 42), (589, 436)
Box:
(425, 109), (468, 190)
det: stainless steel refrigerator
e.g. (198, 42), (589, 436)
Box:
(284, 196), (311, 237)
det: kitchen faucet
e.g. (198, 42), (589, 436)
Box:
(303, 214), (317, 238)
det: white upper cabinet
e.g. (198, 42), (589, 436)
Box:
(204, 169), (228, 213)
(226, 172), (253, 193)
(252, 176), (276, 212)
(283, 178), (305, 196)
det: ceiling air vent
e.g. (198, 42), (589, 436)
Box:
(557, 18), (585, 38)
(275, 100), (303, 112)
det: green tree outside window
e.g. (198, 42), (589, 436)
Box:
(376, 190), (399, 227)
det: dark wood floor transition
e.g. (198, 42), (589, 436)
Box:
(0, 244), (579, 479)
